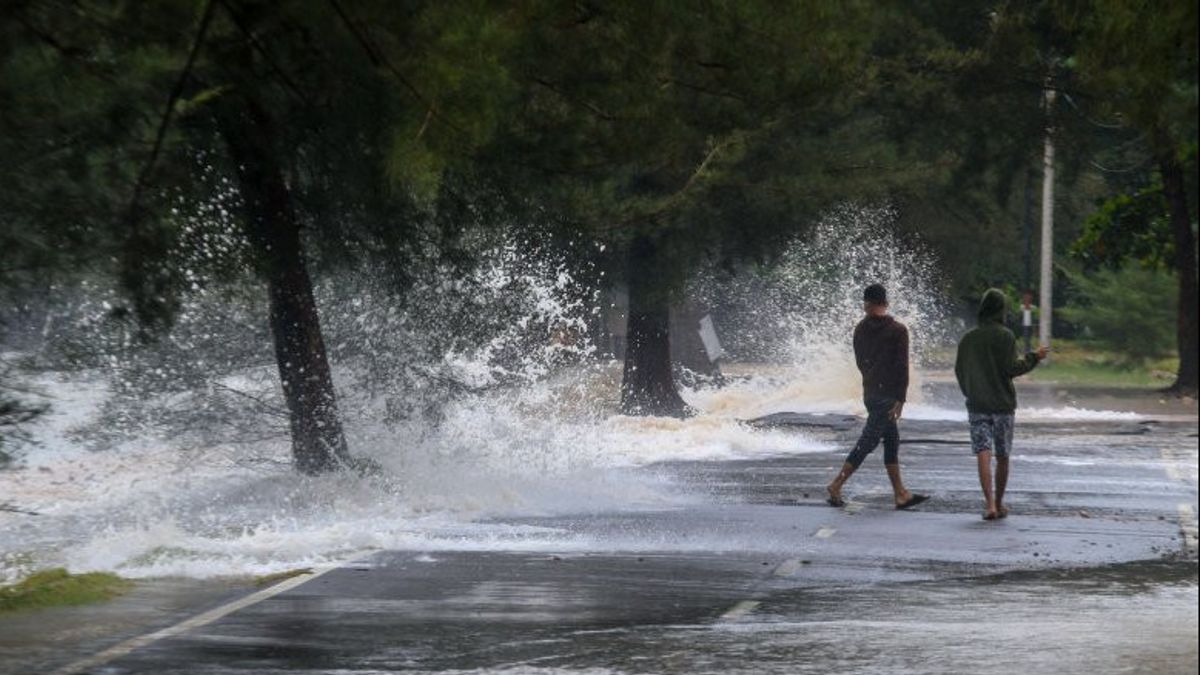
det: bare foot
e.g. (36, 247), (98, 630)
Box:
(826, 484), (845, 507)
(983, 509), (999, 520)
(996, 505), (1009, 519)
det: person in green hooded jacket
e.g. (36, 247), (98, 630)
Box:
(955, 288), (1047, 520)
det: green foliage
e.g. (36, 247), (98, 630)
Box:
(2, 0), (1194, 346)
(1059, 266), (1177, 362)
(1, 0), (533, 330)
(489, 0), (882, 299)
(839, 1), (1118, 296)
(1071, 182), (1174, 270)
(0, 568), (131, 613)
(1064, 0), (1198, 140)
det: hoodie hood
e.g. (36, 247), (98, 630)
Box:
(977, 288), (1008, 324)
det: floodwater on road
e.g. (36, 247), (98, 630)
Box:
(1, 371), (1196, 674)
(417, 562), (1197, 675)
(684, 562), (1196, 675)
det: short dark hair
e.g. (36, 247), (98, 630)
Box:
(863, 283), (888, 305)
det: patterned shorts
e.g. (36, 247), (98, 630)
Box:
(969, 412), (1015, 457)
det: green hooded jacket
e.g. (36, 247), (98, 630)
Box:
(954, 288), (1040, 414)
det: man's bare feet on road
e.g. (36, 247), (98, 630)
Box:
(895, 493), (929, 510)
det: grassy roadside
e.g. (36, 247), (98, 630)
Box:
(0, 568), (131, 613)
(0, 564), (314, 616)
(1027, 341), (1179, 389)
(253, 568), (312, 586)
(926, 340), (1179, 389)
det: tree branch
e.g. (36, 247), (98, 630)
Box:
(215, 0), (310, 103)
(324, 0), (465, 136)
(124, 0), (218, 229)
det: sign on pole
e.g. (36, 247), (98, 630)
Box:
(697, 314), (724, 363)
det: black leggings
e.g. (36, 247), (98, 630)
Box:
(845, 399), (899, 468)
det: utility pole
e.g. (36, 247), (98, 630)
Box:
(1038, 77), (1056, 354)
(1022, 168), (1035, 353)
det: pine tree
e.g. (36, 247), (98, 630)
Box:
(486, 1), (878, 416)
(1, 0), (523, 470)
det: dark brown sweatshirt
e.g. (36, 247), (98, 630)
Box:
(853, 315), (910, 403)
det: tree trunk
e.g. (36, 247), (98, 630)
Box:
(620, 236), (690, 417)
(1157, 142), (1199, 395)
(218, 100), (351, 473)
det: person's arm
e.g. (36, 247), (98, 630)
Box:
(954, 340), (968, 398)
(1006, 332), (1042, 378)
(895, 325), (909, 403)
(853, 323), (867, 374)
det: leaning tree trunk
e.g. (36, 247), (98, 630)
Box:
(1157, 139), (1199, 396)
(619, 235), (690, 417)
(218, 100), (350, 473)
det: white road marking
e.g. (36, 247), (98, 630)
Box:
(717, 599), (761, 622)
(1178, 504), (1198, 555)
(720, 554), (816, 624)
(772, 558), (803, 577)
(1160, 448), (1199, 556)
(718, 557), (810, 623)
(1163, 448), (1183, 480)
(844, 503), (865, 514)
(1161, 448), (1198, 483)
(814, 526), (836, 539)
(49, 566), (338, 675)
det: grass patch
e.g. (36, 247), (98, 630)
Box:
(1027, 340), (1177, 388)
(0, 568), (131, 613)
(253, 568), (312, 587)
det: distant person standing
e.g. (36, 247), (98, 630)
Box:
(955, 288), (1048, 520)
(827, 284), (928, 510)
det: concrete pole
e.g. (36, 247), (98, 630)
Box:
(1022, 168), (1035, 353)
(1038, 84), (1056, 353)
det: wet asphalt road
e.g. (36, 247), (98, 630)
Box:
(12, 412), (1200, 675)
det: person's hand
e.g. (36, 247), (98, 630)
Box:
(889, 400), (904, 421)
(1035, 346), (1049, 361)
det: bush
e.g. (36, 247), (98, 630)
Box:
(1059, 266), (1177, 364)
(0, 569), (131, 613)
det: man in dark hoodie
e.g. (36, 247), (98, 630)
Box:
(826, 284), (928, 510)
(955, 288), (1047, 520)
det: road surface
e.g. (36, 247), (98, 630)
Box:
(3, 412), (1196, 674)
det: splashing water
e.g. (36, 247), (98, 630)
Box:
(685, 204), (951, 419)
(682, 205), (1141, 423)
(0, 209), (1140, 583)
(0, 231), (830, 582)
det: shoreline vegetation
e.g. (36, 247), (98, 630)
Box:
(0, 567), (310, 614)
(0, 568), (131, 614)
